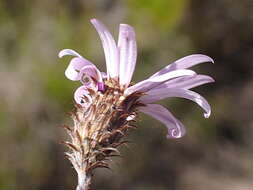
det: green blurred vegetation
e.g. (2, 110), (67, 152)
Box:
(1, 0), (253, 190)
(128, 0), (187, 29)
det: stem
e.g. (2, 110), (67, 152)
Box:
(76, 172), (92, 190)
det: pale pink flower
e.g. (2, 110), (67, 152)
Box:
(58, 19), (214, 190)
(59, 19), (214, 139)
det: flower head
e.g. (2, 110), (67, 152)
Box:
(59, 19), (214, 138)
(58, 18), (214, 189)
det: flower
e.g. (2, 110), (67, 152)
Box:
(59, 18), (214, 139)
(58, 18), (214, 190)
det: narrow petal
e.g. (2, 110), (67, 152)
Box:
(152, 74), (215, 90)
(140, 88), (211, 118)
(74, 86), (92, 107)
(150, 54), (214, 78)
(124, 69), (196, 96)
(139, 104), (186, 138)
(58, 49), (83, 58)
(118, 24), (137, 87)
(90, 19), (119, 78)
(65, 57), (94, 81)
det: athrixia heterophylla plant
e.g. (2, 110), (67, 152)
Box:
(58, 18), (214, 190)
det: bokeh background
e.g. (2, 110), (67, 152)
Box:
(1, 0), (253, 189)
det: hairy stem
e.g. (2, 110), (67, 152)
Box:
(76, 172), (91, 190)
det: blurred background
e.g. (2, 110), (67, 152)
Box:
(1, 0), (253, 189)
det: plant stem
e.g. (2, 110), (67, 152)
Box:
(76, 172), (91, 190)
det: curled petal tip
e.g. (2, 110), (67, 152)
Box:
(74, 86), (92, 107)
(58, 51), (63, 58)
(139, 104), (186, 140)
(166, 133), (183, 139)
(58, 49), (69, 58)
(209, 77), (215, 83)
(204, 111), (211, 118)
(64, 57), (94, 81)
(189, 54), (214, 64)
(167, 125), (186, 139)
(58, 49), (82, 58)
(205, 56), (214, 64)
(204, 54), (214, 63)
(209, 56), (215, 64)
